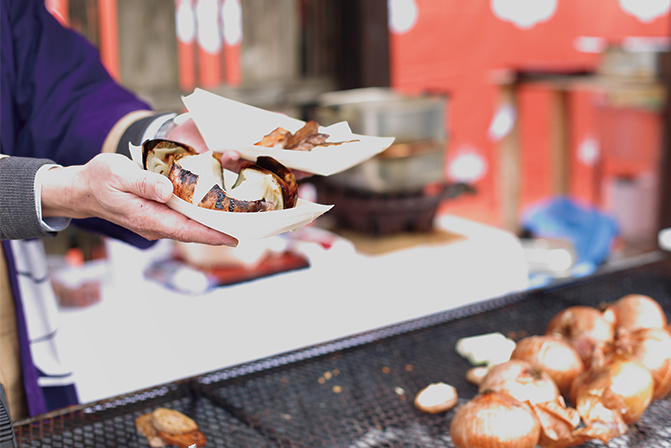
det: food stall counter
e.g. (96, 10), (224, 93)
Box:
(54, 214), (530, 405)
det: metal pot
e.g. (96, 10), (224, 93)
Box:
(322, 139), (447, 194)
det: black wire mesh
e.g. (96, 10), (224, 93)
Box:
(15, 254), (671, 447)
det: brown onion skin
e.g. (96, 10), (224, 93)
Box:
(479, 359), (560, 405)
(546, 306), (614, 366)
(511, 335), (584, 398)
(602, 294), (667, 332)
(615, 327), (671, 400)
(571, 354), (653, 425)
(450, 391), (541, 448)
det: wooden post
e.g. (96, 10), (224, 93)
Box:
(549, 88), (570, 196)
(221, 0), (242, 86)
(175, 0), (197, 92)
(97, 0), (121, 81)
(498, 81), (522, 234)
(658, 50), (671, 232)
(195, 0), (223, 88)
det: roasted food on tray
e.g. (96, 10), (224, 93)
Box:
(142, 139), (297, 212)
(135, 407), (206, 448)
(254, 120), (358, 151)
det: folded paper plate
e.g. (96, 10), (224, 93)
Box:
(182, 88), (395, 176)
(129, 144), (333, 241)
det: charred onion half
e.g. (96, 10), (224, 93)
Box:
(545, 306), (614, 366)
(449, 391), (541, 448)
(142, 139), (298, 212)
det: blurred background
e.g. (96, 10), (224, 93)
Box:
(43, 0), (671, 279)
(32, 0), (671, 409)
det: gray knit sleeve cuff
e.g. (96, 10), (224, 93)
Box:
(0, 157), (59, 240)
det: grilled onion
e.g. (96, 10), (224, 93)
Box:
(602, 294), (667, 332)
(511, 335), (584, 398)
(479, 359), (560, 404)
(142, 138), (298, 212)
(546, 306), (614, 366)
(168, 152), (224, 205)
(614, 327), (671, 400)
(142, 139), (197, 175)
(450, 391), (541, 448)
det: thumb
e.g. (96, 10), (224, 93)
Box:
(149, 175), (174, 203)
(127, 170), (174, 203)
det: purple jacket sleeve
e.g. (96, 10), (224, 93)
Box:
(1, 0), (158, 248)
(1, 0), (151, 164)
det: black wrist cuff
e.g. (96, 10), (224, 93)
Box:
(115, 114), (161, 158)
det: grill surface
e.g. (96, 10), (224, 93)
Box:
(15, 254), (671, 447)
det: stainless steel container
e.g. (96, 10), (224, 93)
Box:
(321, 139), (447, 194)
(317, 87), (447, 141)
(316, 88), (449, 194)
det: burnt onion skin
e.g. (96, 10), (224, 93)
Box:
(141, 139), (197, 175)
(602, 294), (667, 332)
(142, 138), (298, 212)
(546, 306), (614, 366)
(511, 335), (584, 398)
(246, 156), (298, 208)
(450, 391), (541, 448)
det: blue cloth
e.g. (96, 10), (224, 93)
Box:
(0, 0), (156, 416)
(522, 196), (619, 269)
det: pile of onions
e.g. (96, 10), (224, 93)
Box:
(614, 327), (671, 400)
(570, 354), (654, 442)
(478, 359), (560, 404)
(449, 294), (669, 447)
(450, 391), (540, 448)
(545, 306), (614, 365)
(510, 335), (584, 397)
(602, 294), (667, 332)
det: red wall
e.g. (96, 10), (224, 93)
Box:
(389, 0), (669, 228)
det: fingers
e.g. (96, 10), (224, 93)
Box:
(103, 154), (174, 203)
(218, 151), (242, 172)
(138, 172), (174, 203)
(121, 200), (239, 247)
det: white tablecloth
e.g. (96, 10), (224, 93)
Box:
(54, 214), (529, 404)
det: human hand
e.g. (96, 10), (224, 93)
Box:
(41, 153), (238, 246)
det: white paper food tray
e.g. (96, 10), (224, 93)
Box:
(129, 143), (333, 241)
(182, 88), (395, 176)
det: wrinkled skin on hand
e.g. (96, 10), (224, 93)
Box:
(40, 153), (238, 246)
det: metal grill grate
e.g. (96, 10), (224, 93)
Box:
(15, 254), (671, 447)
